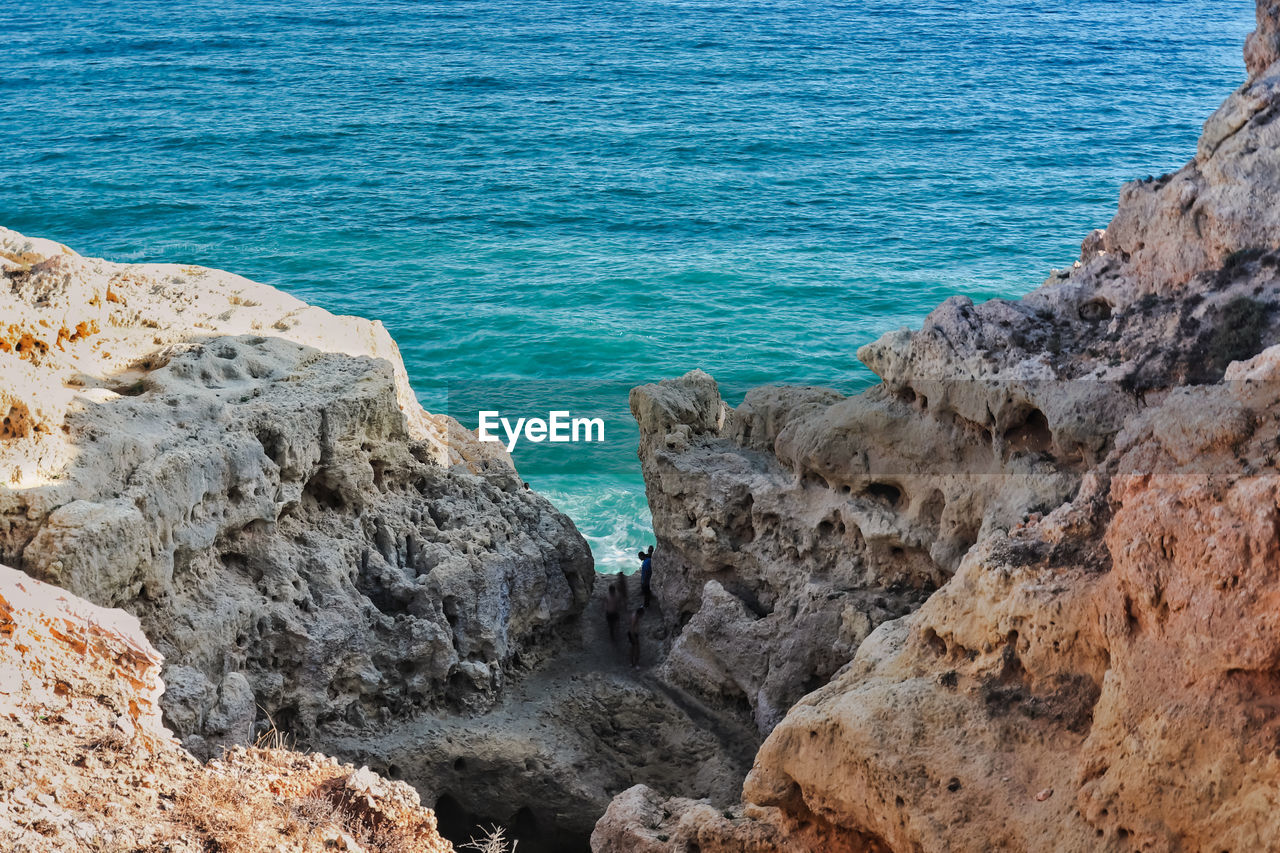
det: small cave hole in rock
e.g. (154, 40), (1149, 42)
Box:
(255, 428), (287, 467)
(110, 377), (149, 396)
(513, 806), (540, 842)
(724, 581), (772, 617)
(1078, 298), (1113, 322)
(270, 704), (300, 735)
(1003, 408), (1052, 457)
(955, 522), (980, 556)
(801, 471), (830, 490)
(302, 475), (346, 511)
(864, 481), (904, 508)
(371, 460), (389, 491)
(360, 576), (409, 616)
(434, 793), (587, 853)
(433, 793), (473, 846)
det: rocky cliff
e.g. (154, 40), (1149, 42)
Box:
(0, 227), (757, 850)
(0, 227), (604, 840)
(0, 226), (594, 753)
(0, 563), (453, 852)
(595, 2), (1280, 850)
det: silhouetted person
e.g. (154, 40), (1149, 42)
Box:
(639, 545), (654, 607)
(604, 583), (622, 642)
(628, 606), (645, 668)
(616, 570), (628, 608)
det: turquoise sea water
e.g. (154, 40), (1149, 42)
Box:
(2, 1), (1255, 572)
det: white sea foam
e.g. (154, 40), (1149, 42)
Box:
(536, 475), (653, 575)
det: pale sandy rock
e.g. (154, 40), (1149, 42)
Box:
(631, 368), (1079, 733)
(606, 356), (1280, 849)
(0, 230), (593, 833)
(0, 563), (453, 852)
(0, 562), (167, 735)
(598, 3), (1280, 851)
(592, 784), (887, 853)
(1246, 1), (1280, 77)
(0, 227), (508, 474)
(724, 358), (1280, 852)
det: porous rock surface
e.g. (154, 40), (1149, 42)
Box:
(596, 3), (1280, 850)
(628, 369), (1079, 734)
(0, 563), (453, 852)
(0, 229), (592, 803)
(332, 579), (760, 852)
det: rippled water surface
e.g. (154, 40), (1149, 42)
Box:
(1, 0), (1255, 570)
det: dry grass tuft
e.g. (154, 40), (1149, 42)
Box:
(252, 710), (294, 751)
(462, 824), (518, 852)
(170, 752), (435, 853)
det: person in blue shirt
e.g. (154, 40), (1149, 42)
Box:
(638, 545), (654, 606)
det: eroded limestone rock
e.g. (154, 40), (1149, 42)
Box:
(0, 563), (454, 852)
(597, 3), (1280, 850)
(631, 368), (1079, 733)
(0, 230), (594, 838)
